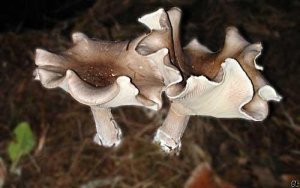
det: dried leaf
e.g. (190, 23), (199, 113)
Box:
(185, 163), (236, 188)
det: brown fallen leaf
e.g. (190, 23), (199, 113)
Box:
(185, 162), (236, 188)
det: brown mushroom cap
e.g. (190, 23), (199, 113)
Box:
(138, 8), (281, 121)
(179, 28), (281, 120)
(34, 32), (182, 110)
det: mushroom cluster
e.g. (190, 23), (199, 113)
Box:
(34, 7), (281, 154)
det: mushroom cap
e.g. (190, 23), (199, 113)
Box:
(139, 8), (281, 121)
(34, 31), (182, 110)
(173, 28), (282, 121)
(167, 58), (258, 120)
(137, 7), (186, 73)
(34, 7), (281, 121)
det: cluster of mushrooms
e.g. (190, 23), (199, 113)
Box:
(34, 8), (281, 154)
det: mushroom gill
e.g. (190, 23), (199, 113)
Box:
(178, 27), (282, 120)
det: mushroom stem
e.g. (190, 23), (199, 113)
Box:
(154, 104), (190, 154)
(91, 107), (122, 147)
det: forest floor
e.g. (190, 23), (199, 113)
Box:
(0, 0), (299, 187)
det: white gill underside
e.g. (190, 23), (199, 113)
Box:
(168, 58), (272, 120)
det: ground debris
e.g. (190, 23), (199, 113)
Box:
(0, 0), (299, 187)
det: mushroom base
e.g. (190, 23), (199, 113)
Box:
(154, 104), (190, 154)
(91, 107), (122, 147)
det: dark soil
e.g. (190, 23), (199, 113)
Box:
(0, 0), (299, 187)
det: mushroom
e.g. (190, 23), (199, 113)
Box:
(34, 30), (182, 147)
(138, 8), (281, 153)
(34, 7), (281, 153)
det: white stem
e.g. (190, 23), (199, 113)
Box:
(91, 107), (122, 147)
(154, 104), (190, 154)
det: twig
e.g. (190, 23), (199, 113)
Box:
(29, 154), (41, 173)
(68, 139), (87, 174)
(281, 105), (300, 132)
(216, 120), (244, 144)
(34, 123), (50, 156)
(155, 161), (185, 175)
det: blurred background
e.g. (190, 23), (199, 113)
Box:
(0, 0), (299, 187)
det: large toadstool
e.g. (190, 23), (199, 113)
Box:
(34, 30), (181, 147)
(138, 8), (282, 153)
(34, 7), (281, 154)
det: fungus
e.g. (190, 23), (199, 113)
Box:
(34, 7), (281, 153)
(138, 8), (281, 153)
(34, 31), (181, 147)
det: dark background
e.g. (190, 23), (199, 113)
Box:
(0, 0), (299, 187)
